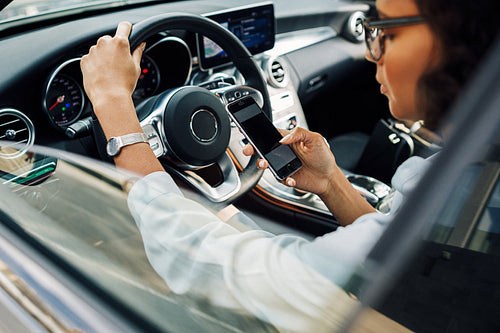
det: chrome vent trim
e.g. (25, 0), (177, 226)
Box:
(0, 108), (35, 159)
(344, 11), (366, 43)
(267, 58), (288, 88)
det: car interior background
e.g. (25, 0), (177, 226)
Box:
(0, 0), (499, 332)
(0, 0), (442, 233)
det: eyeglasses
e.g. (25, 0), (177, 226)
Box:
(363, 16), (426, 61)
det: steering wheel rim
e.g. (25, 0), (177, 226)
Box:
(129, 12), (272, 202)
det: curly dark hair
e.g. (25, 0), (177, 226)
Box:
(415, 0), (500, 130)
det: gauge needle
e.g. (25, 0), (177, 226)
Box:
(49, 95), (65, 111)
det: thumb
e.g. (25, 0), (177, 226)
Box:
(279, 127), (311, 145)
(132, 42), (146, 66)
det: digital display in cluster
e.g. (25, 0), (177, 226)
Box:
(198, 3), (275, 69)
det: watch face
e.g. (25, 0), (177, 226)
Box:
(106, 137), (120, 157)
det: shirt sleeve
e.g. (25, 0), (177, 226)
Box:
(127, 172), (365, 332)
(126, 155), (432, 331)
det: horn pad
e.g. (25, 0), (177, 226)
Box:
(163, 86), (230, 167)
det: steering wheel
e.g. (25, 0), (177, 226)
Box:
(126, 13), (272, 203)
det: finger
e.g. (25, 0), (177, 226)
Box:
(242, 143), (255, 156)
(279, 127), (303, 144)
(114, 21), (132, 38)
(80, 48), (95, 71)
(279, 127), (315, 145)
(257, 159), (268, 169)
(96, 35), (112, 46)
(80, 54), (87, 70)
(132, 42), (146, 65)
(323, 136), (331, 149)
(284, 177), (296, 187)
(277, 128), (291, 137)
(88, 44), (98, 54)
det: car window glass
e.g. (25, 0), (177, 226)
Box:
(0, 1), (124, 23)
(424, 165), (481, 244)
(0, 147), (364, 332)
(0, 150), (227, 332)
(373, 133), (500, 333)
(468, 178), (500, 255)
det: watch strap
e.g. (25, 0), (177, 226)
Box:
(119, 132), (148, 146)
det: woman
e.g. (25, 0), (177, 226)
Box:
(80, 0), (499, 331)
(246, 0), (500, 225)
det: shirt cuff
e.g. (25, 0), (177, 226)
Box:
(127, 171), (184, 212)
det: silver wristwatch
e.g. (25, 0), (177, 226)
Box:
(106, 132), (149, 157)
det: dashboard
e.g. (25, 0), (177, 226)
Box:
(42, 3), (276, 134)
(0, 0), (383, 227)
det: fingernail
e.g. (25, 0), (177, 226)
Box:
(279, 134), (291, 143)
(287, 179), (294, 186)
(141, 42), (146, 51)
(258, 160), (266, 168)
(323, 137), (330, 148)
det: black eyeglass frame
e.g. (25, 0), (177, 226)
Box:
(363, 16), (426, 61)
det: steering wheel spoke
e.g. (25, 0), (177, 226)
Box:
(164, 152), (241, 203)
(141, 123), (167, 158)
(212, 85), (264, 108)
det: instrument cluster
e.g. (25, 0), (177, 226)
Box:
(42, 35), (193, 132)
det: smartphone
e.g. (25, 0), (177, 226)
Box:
(226, 96), (302, 181)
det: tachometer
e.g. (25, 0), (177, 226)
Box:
(133, 54), (160, 103)
(44, 74), (84, 127)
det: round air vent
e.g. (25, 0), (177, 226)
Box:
(344, 11), (366, 43)
(266, 58), (288, 88)
(0, 108), (35, 159)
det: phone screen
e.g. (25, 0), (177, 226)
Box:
(227, 96), (302, 180)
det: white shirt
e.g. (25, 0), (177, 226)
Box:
(127, 156), (431, 332)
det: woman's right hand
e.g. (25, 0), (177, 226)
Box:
(243, 127), (338, 196)
(79, 22), (166, 177)
(80, 21), (148, 141)
(80, 21), (145, 113)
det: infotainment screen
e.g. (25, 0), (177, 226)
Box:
(197, 3), (275, 70)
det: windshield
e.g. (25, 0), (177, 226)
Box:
(0, 0), (143, 24)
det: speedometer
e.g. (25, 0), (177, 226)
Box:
(44, 74), (84, 127)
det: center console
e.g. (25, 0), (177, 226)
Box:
(196, 3), (393, 219)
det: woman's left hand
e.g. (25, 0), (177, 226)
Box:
(243, 127), (376, 225)
(243, 127), (337, 196)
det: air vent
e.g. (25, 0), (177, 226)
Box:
(0, 109), (35, 159)
(344, 11), (366, 43)
(267, 58), (288, 88)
